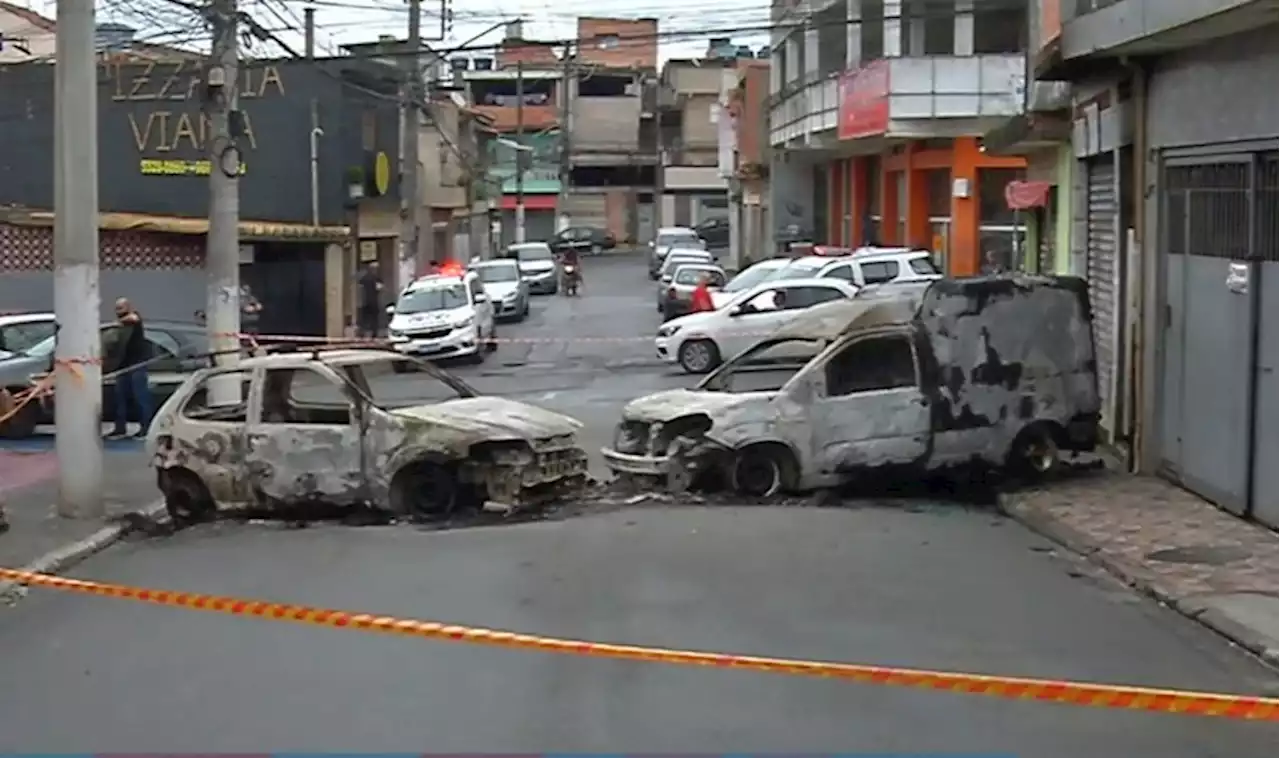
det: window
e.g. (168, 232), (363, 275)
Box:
(675, 268), (722, 286)
(822, 264), (856, 281)
(475, 263), (520, 283)
(859, 260), (901, 284)
(513, 244), (554, 261)
(181, 370), (253, 422)
(397, 285), (469, 313)
(973, 6), (1026, 54)
(144, 330), (182, 372)
(908, 256), (941, 275)
(824, 335), (917, 396)
(0, 321), (56, 354)
(789, 285), (848, 308)
(261, 367), (352, 425)
(923, 13), (954, 55)
(740, 288), (784, 313)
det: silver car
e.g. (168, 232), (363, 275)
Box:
(648, 227), (706, 279)
(471, 259), (530, 322)
(660, 263), (727, 320)
(506, 242), (559, 295)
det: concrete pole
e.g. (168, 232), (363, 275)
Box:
(514, 61), (526, 243)
(303, 6), (315, 59)
(557, 41), (572, 232)
(206, 0), (241, 407)
(399, 0), (422, 285)
(53, 0), (103, 519)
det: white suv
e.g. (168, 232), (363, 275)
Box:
(774, 248), (942, 287)
(387, 271), (496, 367)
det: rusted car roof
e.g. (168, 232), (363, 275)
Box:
(769, 283), (929, 341)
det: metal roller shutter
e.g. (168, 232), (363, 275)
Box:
(1086, 158), (1120, 435)
(566, 193), (607, 230)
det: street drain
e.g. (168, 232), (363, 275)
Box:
(1145, 544), (1250, 565)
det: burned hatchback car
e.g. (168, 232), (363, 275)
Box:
(146, 349), (588, 521)
(602, 275), (1101, 496)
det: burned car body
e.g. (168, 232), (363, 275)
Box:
(603, 275), (1101, 495)
(146, 349), (588, 520)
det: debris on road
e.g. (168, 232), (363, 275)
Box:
(603, 275), (1102, 498)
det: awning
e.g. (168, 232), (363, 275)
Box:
(1005, 180), (1053, 210)
(0, 208), (350, 242)
(499, 195), (557, 211)
(981, 113), (1071, 156)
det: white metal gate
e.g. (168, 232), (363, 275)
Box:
(1086, 158), (1120, 437)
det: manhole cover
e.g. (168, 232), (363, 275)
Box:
(1146, 544), (1250, 565)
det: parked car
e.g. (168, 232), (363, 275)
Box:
(605, 275), (1100, 495)
(648, 227), (706, 279)
(0, 312), (57, 359)
(503, 242), (559, 294)
(710, 258), (796, 309)
(470, 258), (530, 322)
(655, 277), (860, 374)
(660, 263), (727, 321)
(773, 249), (943, 286)
(549, 226), (616, 256)
(655, 249), (715, 284)
(386, 270), (497, 367)
(146, 348), (590, 521)
(694, 217), (730, 249)
(0, 320), (212, 439)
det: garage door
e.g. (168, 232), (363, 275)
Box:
(1085, 157), (1120, 437)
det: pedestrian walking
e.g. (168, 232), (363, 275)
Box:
(690, 273), (715, 313)
(105, 297), (153, 440)
(358, 261), (384, 338)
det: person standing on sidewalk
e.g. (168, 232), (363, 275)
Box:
(357, 261), (384, 338)
(105, 298), (153, 440)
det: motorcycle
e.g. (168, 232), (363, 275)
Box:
(563, 264), (580, 296)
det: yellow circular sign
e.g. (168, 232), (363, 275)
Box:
(373, 151), (391, 196)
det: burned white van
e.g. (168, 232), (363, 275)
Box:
(602, 275), (1101, 495)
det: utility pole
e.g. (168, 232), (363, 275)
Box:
(399, 0), (422, 286)
(303, 5), (315, 58)
(207, 0), (241, 407)
(557, 41), (572, 232)
(306, 6), (320, 228)
(514, 60), (526, 243)
(53, 0), (102, 518)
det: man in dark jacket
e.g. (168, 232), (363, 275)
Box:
(358, 261), (384, 338)
(106, 298), (153, 440)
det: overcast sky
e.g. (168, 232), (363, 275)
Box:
(18, 0), (768, 65)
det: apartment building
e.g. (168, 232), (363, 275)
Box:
(995, 0), (1277, 527)
(767, 0), (1029, 269)
(726, 60), (772, 268)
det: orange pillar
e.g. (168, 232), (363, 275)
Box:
(905, 149), (930, 249)
(950, 137), (981, 276)
(828, 161), (843, 244)
(849, 158), (866, 245)
(879, 166), (899, 245)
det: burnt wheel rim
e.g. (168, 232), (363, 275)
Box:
(1023, 437), (1058, 473)
(733, 454), (781, 497)
(680, 341), (714, 372)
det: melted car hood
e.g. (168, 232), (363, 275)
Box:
(620, 389), (774, 424)
(393, 396), (582, 440)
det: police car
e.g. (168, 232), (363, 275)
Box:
(386, 269), (497, 367)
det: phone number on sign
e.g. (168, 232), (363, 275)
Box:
(139, 159), (248, 176)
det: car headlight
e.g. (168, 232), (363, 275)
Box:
(657, 324), (680, 338)
(503, 291), (519, 301)
(453, 316), (475, 329)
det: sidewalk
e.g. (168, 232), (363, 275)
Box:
(999, 470), (1279, 664)
(0, 441), (163, 599)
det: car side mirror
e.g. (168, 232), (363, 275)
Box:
(385, 304), (394, 315)
(729, 305), (744, 317)
(474, 293), (489, 303)
(648, 241), (654, 248)
(661, 275), (672, 283)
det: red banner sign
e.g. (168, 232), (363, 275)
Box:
(1005, 180), (1052, 210)
(838, 60), (890, 141)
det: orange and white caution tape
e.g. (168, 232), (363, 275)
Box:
(0, 566), (1274, 721)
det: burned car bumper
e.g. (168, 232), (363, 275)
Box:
(601, 418), (728, 487)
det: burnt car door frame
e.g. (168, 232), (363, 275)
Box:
(242, 363), (369, 505)
(804, 327), (932, 475)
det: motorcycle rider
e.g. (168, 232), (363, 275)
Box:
(559, 243), (583, 293)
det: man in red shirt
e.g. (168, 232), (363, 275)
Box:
(690, 274), (715, 313)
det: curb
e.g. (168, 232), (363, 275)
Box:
(0, 499), (168, 604)
(997, 493), (1279, 667)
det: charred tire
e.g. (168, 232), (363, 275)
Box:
(389, 461), (462, 519)
(677, 339), (721, 374)
(1007, 423), (1062, 480)
(158, 468), (216, 525)
(729, 443), (797, 497)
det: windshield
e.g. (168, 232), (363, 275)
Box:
(513, 246), (553, 262)
(725, 263), (786, 292)
(662, 255), (708, 276)
(774, 262), (824, 280)
(24, 335), (56, 358)
(475, 264), (519, 283)
(396, 285), (468, 313)
(908, 255), (942, 275)
(675, 267), (721, 286)
(657, 233), (701, 249)
(696, 337), (821, 393)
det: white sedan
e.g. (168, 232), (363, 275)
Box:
(655, 277), (860, 374)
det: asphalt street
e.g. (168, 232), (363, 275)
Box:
(0, 250), (1275, 754)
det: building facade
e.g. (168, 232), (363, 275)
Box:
(1019, 0), (1278, 527)
(727, 60), (772, 269)
(767, 0), (1030, 271)
(0, 50), (402, 338)
(659, 58), (736, 232)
